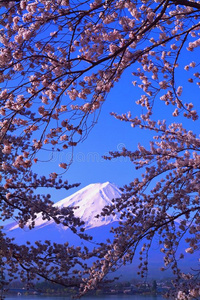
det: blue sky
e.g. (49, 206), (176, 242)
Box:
(33, 69), (143, 201)
(33, 56), (200, 204)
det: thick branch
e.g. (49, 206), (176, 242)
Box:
(172, 0), (200, 9)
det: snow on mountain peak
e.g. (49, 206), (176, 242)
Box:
(9, 182), (122, 231)
(53, 181), (122, 229)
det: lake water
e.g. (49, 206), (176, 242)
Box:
(4, 295), (165, 300)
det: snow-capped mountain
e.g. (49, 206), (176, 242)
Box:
(4, 181), (199, 279)
(8, 181), (122, 232)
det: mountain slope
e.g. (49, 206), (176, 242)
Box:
(7, 181), (122, 233)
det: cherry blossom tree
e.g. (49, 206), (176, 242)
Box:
(0, 0), (200, 298)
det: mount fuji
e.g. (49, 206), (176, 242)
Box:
(6, 182), (122, 244)
(7, 181), (122, 230)
(5, 182), (199, 279)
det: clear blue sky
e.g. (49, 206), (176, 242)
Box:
(32, 55), (200, 203)
(34, 69), (144, 202)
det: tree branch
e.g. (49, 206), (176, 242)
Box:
(172, 0), (200, 9)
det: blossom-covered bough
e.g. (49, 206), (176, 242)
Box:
(0, 0), (200, 298)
